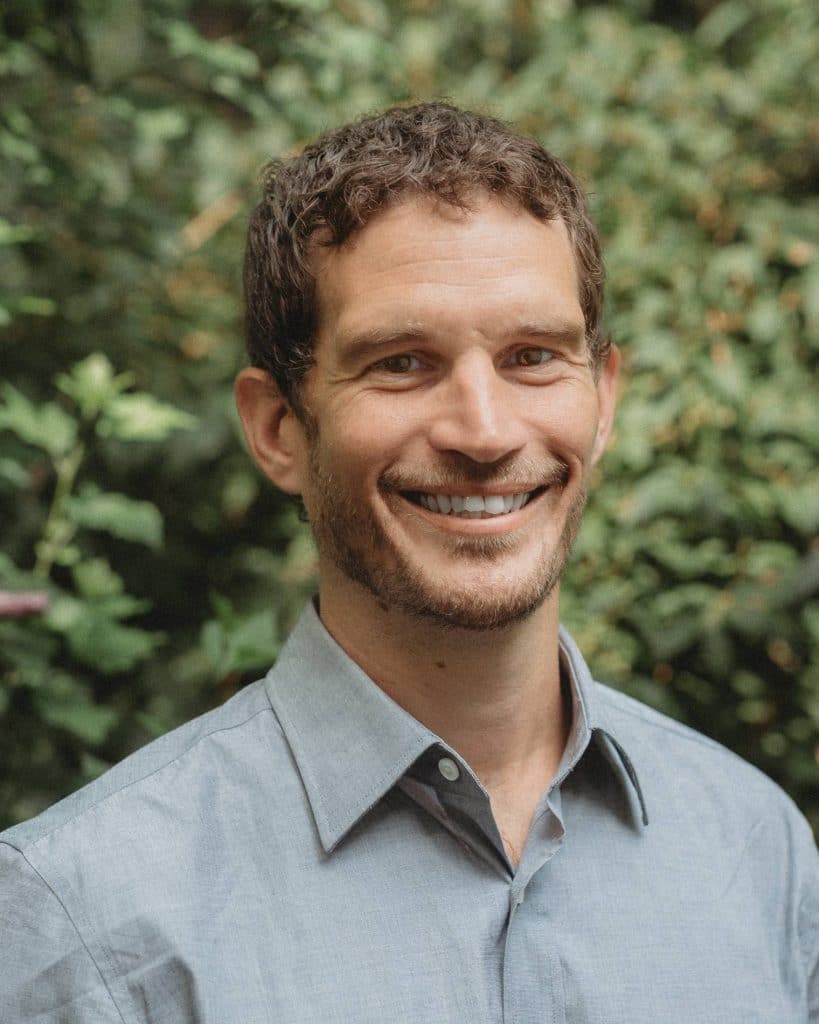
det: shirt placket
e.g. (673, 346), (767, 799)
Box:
(502, 791), (567, 1024)
(404, 748), (571, 1024)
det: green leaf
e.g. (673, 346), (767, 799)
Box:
(201, 597), (279, 677)
(56, 354), (134, 420)
(94, 594), (152, 620)
(0, 456), (29, 489)
(0, 383), (77, 456)
(0, 218), (39, 246)
(35, 694), (118, 745)
(64, 485), (163, 548)
(45, 596), (162, 673)
(80, 752), (113, 783)
(163, 20), (260, 77)
(15, 297), (56, 316)
(697, 0), (754, 50)
(68, 620), (160, 673)
(25, 669), (117, 744)
(97, 393), (196, 441)
(72, 558), (125, 599)
(80, 0), (145, 86)
(777, 478), (819, 534)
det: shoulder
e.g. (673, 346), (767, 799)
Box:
(596, 680), (793, 802)
(0, 677), (280, 855)
(594, 681), (817, 864)
(595, 680), (757, 765)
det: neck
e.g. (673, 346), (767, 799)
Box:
(317, 580), (569, 796)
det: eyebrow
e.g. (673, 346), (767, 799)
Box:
(514, 319), (586, 347)
(335, 317), (586, 367)
(334, 324), (428, 367)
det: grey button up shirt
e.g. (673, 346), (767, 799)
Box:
(2, 602), (817, 1022)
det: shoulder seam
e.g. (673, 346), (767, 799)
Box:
(595, 685), (734, 755)
(18, 703), (278, 850)
(0, 842), (128, 1023)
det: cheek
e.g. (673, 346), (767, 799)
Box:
(307, 433), (381, 504)
(539, 388), (601, 456)
(333, 404), (418, 466)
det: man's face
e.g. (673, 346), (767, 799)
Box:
(291, 195), (617, 630)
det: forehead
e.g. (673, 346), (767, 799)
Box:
(310, 196), (583, 345)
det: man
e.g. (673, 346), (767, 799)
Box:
(1, 103), (816, 1022)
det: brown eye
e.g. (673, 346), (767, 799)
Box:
(516, 347), (553, 367)
(374, 354), (421, 374)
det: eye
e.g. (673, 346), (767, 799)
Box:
(512, 347), (554, 368)
(372, 353), (424, 374)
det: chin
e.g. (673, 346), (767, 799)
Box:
(409, 589), (554, 632)
(342, 552), (560, 631)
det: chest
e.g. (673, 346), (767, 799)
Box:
(94, 812), (803, 1024)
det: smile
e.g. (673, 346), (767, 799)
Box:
(405, 489), (543, 518)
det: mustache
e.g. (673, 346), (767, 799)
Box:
(380, 456), (570, 493)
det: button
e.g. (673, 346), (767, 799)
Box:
(437, 757), (460, 782)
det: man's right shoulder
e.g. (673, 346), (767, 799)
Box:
(0, 675), (281, 854)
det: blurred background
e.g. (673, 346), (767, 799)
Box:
(1, 0), (817, 832)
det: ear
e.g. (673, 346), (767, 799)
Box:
(235, 368), (307, 495)
(590, 344), (621, 466)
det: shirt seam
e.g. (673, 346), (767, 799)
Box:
(13, 704), (279, 851)
(595, 687), (741, 755)
(797, 867), (819, 989)
(1, 842), (128, 1024)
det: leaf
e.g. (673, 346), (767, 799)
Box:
(56, 354), (134, 420)
(65, 485), (163, 548)
(35, 694), (118, 745)
(27, 669), (117, 744)
(97, 393), (196, 442)
(80, 0), (145, 86)
(0, 218), (39, 246)
(69, 620), (161, 673)
(0, 456), (29, 489)
(0, 383), (77, 456)
(697, 0), (754, 50)
(45, 596), (162, 673)
(72, 558), (125, 599)
(777, 478), (819, 535)
(201, 597), (279, 677)
(15, 297), (56, 316)
(80, 752), (113, 783)
(94, 594), (152, 620)
(163, 20), (260, 77)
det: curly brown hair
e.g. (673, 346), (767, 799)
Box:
(244, 102), (608, 411)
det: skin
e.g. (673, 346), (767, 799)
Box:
(236, 195), (619, 865)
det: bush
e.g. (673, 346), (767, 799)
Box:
(1, 0), (816, 831)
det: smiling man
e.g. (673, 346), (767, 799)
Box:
(2, 103), (817, 1023)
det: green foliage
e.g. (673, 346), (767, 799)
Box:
(201, 593), (280, 678)
(0, 356), (193, 821)
(1, 0), (817, 831)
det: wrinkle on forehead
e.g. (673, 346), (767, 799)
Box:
(311, 196), (581, 340)
(312, 192), (572, 274)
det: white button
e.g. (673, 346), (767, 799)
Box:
(437, 757), (460, 782)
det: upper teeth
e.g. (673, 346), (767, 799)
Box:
(416, 493), (530, 516)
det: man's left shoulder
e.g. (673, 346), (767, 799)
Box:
(594, 680), (815, 842)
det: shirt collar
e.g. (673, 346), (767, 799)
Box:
(558, 626), (650, 828)
(264, 602), (648, 853)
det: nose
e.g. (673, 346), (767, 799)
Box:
(426, 351), (527, 463)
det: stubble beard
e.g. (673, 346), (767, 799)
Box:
(304, 430), (587, 632)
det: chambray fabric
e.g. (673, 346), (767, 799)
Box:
(1, 601), (817, 1023)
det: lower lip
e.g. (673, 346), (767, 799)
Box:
(397, 490), (548, 534)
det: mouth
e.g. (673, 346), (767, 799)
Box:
(402, 487), (546, 519)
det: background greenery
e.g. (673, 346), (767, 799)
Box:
(1, 0), (817, 832)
